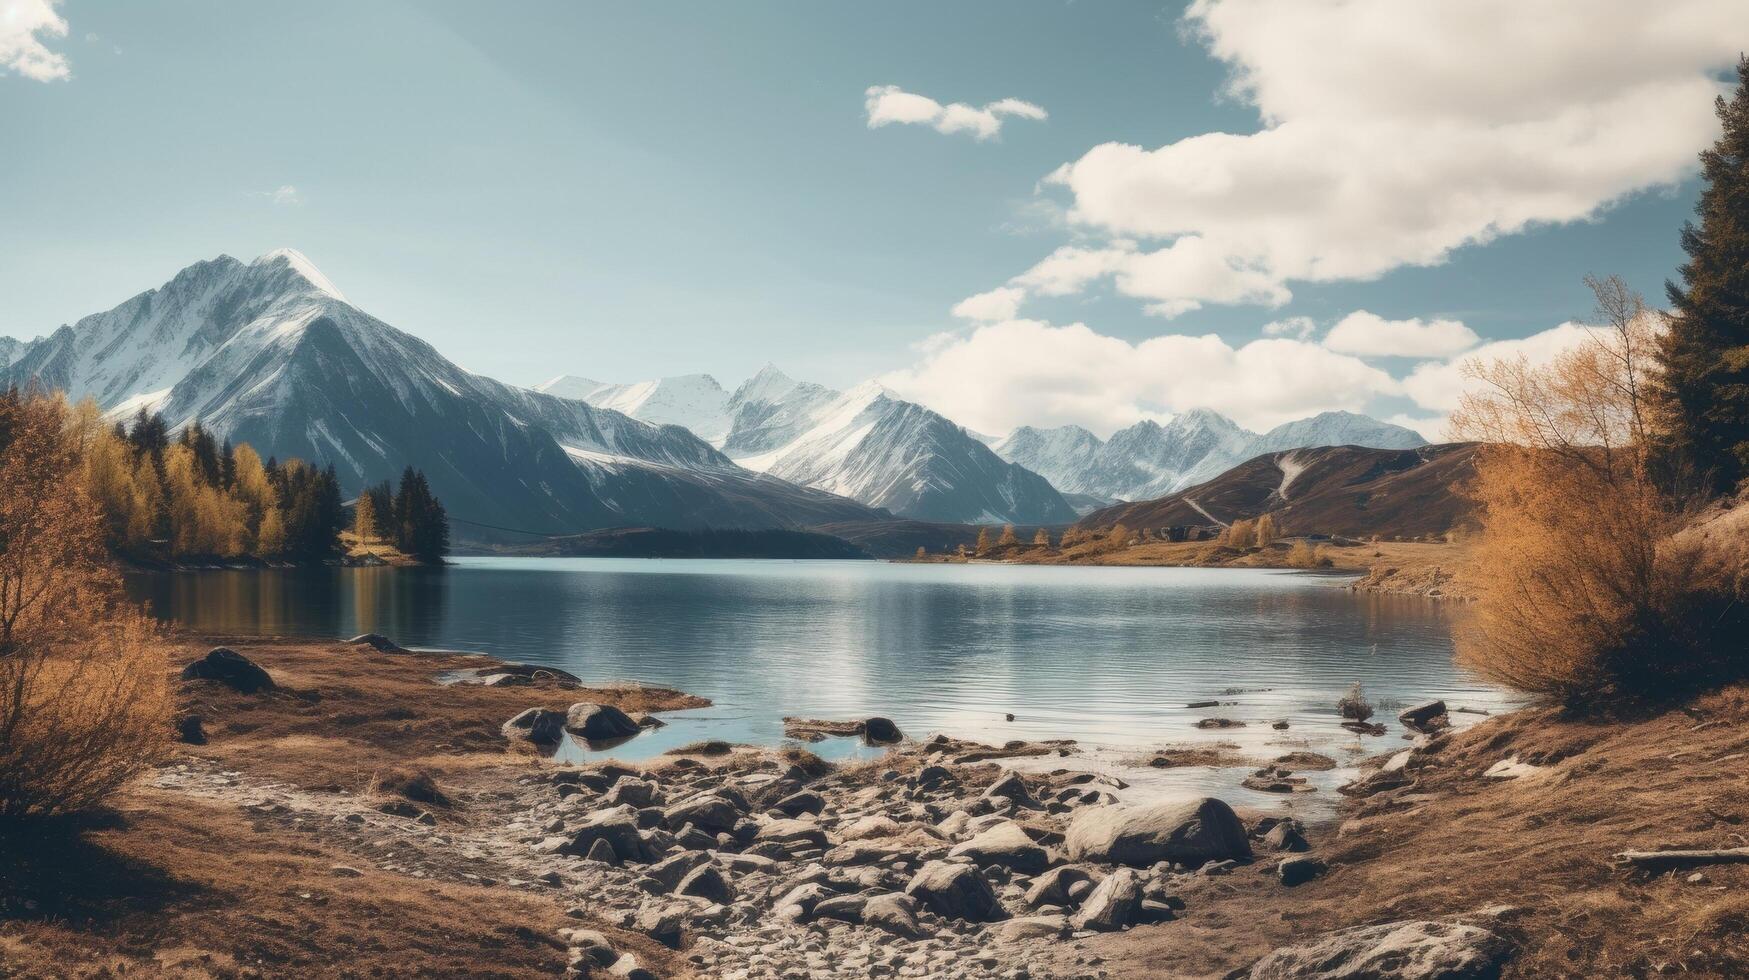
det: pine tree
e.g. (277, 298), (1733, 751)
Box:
(1653, 56), (1749, 494)
(975, 527), (992, 555)
(354, 490), (379, 543)
(1032, 528), (1051, 548)
(997, 524), (1019, 547)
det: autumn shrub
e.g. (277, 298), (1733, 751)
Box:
(1285, 540), (1328, 568)
(0, 390), (171, 822)
(1451, 277), (1749, 707)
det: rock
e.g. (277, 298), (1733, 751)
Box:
(329, 864), (364, 878)
(905, 860), (1006, 922)
(1025, 866), (1094, 908)
(179, 648), (275, 693)
(812, 894), (869, 923)
(863, 717), (903, 744)
(176, 714), (206, 745)
(1278, 855), (1328, 886)
(565, 806), (648, 863)
(755, 818), (829, 850)
(603, 777), (661, 809)
(630, 713), (666, 729)
(608, 952), (657, 979)
(1398, 700), (1449, 733)
(566, 703), (642, 742)
(1272, 720), (1291, 730)
(1195, 717), (1245, 729)
(1064, 798), (1251, 867)
(840, 815), (911, 841)
(645, 850), (709, 889)
(478, 672), (531, 687)
(663, 794), (741, 834)
(585, 838), (620, 866)
(675, 864), (734, 904)
(347, 633), (408, 653)
(1244, 920), (1514, 979)
(771, 790), (824, 817)
(1070, 868), (1141, 932)
(949, 821), (1050, 874)
(863, 892), (925, 939)
(633, 904), (686, 948)
(1262, 821), (1311, 853)
(775, 882), (834, 920)
(502, 707), (567, 744)
(996, 915), (1068, 942)
(983, 771), (1040, 809)
(914, 765), (955, 789)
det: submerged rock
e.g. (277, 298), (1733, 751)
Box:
(565, 702), (642, 742)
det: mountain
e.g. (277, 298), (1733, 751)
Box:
(719, 365), (841, 457)
(1075, 443), (1478, 540)
(0, 250), (884, 541)
(991, 408), (1426, 502)
(728, 380), (1077, 525)
(535, 373), (732, 443)
(0, 336), (28, 367)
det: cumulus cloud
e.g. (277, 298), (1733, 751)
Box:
(1401, 321), (1601, 418)
(865, 85), (1047, 141)
(2, 0), (71, 81)
(880, 318), (1400, 436)
(1262, 316), (1317, 340)
(1009, 0), (1744, 316)
(952, 286), (1026, 322)
(1323, 310), (1479, 358)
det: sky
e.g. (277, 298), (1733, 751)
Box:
(2, 0), (1745, 439)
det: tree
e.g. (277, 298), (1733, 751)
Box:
(914, 546), (927, 560)
(354, 489), (380, 543)
(1225, 518), (1256, 550)
(1653, 56), (1749, 495)
(997, 524), (1019, 547)
(975, 527), (992, 555)
(1032, 528), (1051, 548)
(1255, 513), (1279, 545)
(392, 468), (449, 564)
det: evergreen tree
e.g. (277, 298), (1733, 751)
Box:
(219, 438), (236, 489)
(1654, 56), (1749, 494)
(392, 468), (449, 563)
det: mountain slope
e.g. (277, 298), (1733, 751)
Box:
(728, 380), (1077, 525)
(1, 251), (884, 539)
(1075, 443), (1478, 539)
(535, 373), (732, 443)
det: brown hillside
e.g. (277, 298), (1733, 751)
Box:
(1077, 443), (1479, 539)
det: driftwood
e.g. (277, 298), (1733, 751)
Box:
(1613, 847), (1749, 872)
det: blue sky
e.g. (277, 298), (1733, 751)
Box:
(2, 1), (1742, 436)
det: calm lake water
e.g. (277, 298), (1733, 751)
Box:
(128, 558), (1514, 810)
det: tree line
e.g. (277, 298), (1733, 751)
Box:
(14, 394), (448, 565)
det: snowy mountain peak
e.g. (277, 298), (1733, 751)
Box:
(732, 363), (800, 404)
(251, 248), (347, 302)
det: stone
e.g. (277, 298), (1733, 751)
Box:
(863, 717), (904, 744)
(179, 648), (274, 693)
(1262, 821), (1311, 853)
(863, 892), (925, 939)
(755, 818), (829, 850)
(603, 777), (661, 809)
(676, 864), (734, 904)
(565, 806), (647, 863)
(1025, 866), (1094, 908)
(176, 714), (207, 745)
(1071, 868), (1141, 932)
(478, 672), (530, 687)
(585, 838), (620, 866)
(566, 703), (643, 742)
(347, 633), (408, 653)
(664, 794), (741, 834)
(949, 821), (1050, 874)
(1278, 855), (1328, 886)
(904, 860), (1005, 922)
(1244, 920), (1514, 979)
(1064, 798), (1251, 867)
(1398, 700), (1449, 733)
(775, 882), (834, 920)
(812, 894), (869, 923)
(608, 952), (657, 979)
(502, 707), (567, 744)
(634, 904), (686, 948)
(646, 850), (709, 889)
(982, 771), (1040, 809)
(996, 914), (1068, 942)
(772, 790), (824, 817)
(840, 815), (910, 841)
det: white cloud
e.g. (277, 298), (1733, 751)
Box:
(1, 0), (71, 81)
(952, 286), (1025, 322)
(1401, 321), (1600, 417)
(1262, 315), (1316, 340)
(255, 184), (302, 206)
(1323, 310), (1479, 358)
(865, 85), (1047, 141)
(1009, 239), (1290, 318)
(1014, 0), (1744, 315)
(880, 318), (1400, 436)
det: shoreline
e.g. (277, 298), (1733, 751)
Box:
(7, 635), (1738, 977)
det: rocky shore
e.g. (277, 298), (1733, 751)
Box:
(8, 636), (1746, 978)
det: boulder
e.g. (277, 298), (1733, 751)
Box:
(771, 790), (824, 817)
(863, 892), (925, 939)
(501, 707), (567, 744)
(564, 806), (647, 863)
(996, 915), (1068, 942)
(645, 850), (708, 889)
(346, 633), (407, 653)
(1244, 920), (1514, 979)
(812, 894), (869, 924)
(565, 702), (642, 742)
(1070, 868), (1142, 932)
(675, 864), (734, 904)
(1065, 798), (1251, 867)
(608, 952), (657, 980)
(983, 771), (1041, 809)
(663, 794), (741, 834)
(584, 838), (620, 866)
(176, 714), (207, 745)
(1278, 855), (1328, 886)
(755, 818), (829, 850)
(179, 648), (274, 693)
(1025, 866), (1094, 908)
(904, 860), (1005, 922)
(602, 777), (661, 809)
(633, 903), (685, 948)
(1398, 700), (1450, 733)
(1262, 821), (1311, 853)
(863, 717), (903, 743)
(774, 882), (834, 920)
(949, 820), (1050, 874)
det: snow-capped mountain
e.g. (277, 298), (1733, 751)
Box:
(0, 335), (29, 367)
(992, 408), (1427, 503)
(536, 373), (733, 443)
(1, 251), (883, 538)
(725, 375), (1076, 525)
(540, 363), (1075, 525)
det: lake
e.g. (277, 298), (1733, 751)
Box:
(128, 558), (1514, 810)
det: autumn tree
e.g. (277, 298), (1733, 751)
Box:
(997, 524), (1019, 548)
(1032, 528), (1051, 548)
(1224, 518), (1256, 550)
(354, 488), (380, 543)
(1254, 513), (1279, 546)
(975, 527), (992, 555)
(1653, 56), (1749, 495)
